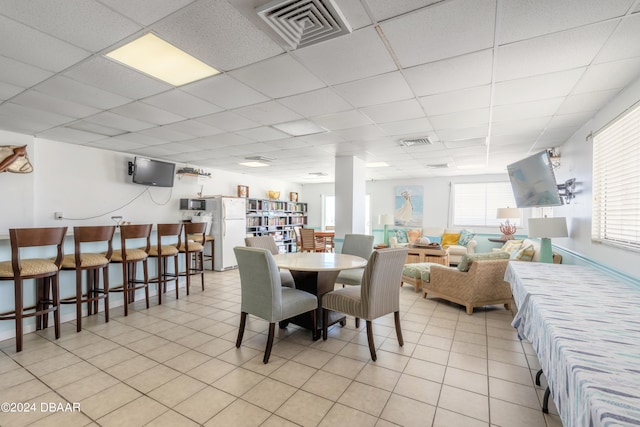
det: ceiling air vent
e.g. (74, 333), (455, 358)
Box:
(308, 172), (328, 176)
(256, 0), (352, 49)
(245, 155), (275, 162)
(425, 163), (450, 169)
(399, 137), (432, 147)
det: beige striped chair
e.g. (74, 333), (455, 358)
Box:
(322, 247), (408, 361)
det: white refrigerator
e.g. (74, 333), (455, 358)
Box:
(207, 197), (246, 271)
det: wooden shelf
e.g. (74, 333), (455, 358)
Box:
(245, 197), (307, 253)
(177, 172), (211, 178)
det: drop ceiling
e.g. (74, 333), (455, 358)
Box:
(1, 0), (640, 183)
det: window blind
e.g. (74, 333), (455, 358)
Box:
(592, 101), (640, 251)
(453, 182), (518, 227)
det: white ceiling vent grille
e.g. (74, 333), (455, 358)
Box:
(425, 163), (450, 169)
(256, 0), (352, 49)
(399, 137), (432, 147)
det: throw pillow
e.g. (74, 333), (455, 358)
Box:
(458, 229), (476, 246)
(500, 239), (523, 253)
(406, 228), (422, 243)
(425, 235), (442, 244)
(392, 229), (408, 244)
(512, 244), (535, 261)
(457, 251), (510, 272)
(441, 233), (460, 247)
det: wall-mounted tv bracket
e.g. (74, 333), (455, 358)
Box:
(127, 161), (135, 176)
(557, 178), (576, 204)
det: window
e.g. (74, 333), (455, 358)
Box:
(592, 101), (640, 251)
(322, 194), (371, 233)
(453, 182), (518, 227)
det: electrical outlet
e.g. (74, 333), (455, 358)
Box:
(54, 212), (63, 220)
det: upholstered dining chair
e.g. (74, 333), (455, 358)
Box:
(179, 222), (206, 295)
(335, 234), (375, 287)
(109, 224), (152, 317)
(0, 226), (67, 352)
(149, 223), (183, 304)
(300, 228), (326, 252)
(234, 247), (317, 363)
(244, 236), (295, 288)
(60, 225), (115, 332)
(322, 247), (408, 361)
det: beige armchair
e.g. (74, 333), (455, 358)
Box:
(422, 258), (512, 315)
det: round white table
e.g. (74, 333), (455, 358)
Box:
(272, 252), (367, 339)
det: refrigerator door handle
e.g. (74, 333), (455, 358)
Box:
(223, 220), (226, 237)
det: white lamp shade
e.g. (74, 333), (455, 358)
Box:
(378, 214), (394, 225)
(496, 207), (519, 219)
(528, 217), (568, 238)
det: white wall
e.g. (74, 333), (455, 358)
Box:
(0, 130), (35, 228)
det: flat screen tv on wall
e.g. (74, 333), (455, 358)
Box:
(131, 157), (176, 187)
(507, 151), (562, 207)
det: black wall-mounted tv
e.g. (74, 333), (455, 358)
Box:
(131, 157), (175, 187)
(507, 151), (562, 207)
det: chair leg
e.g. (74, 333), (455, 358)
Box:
(15, 279), (23, 352)
(143, 259), (150, 309)
(355, 318), (360, 328)
(366, 320), (377, 361)
(103, 266), (109, 323)
(199, 252), (204, 291)
(236, 312), (247, 348)
(185, 252), (191, 295)
(263, 323), (275, 364)
(394, 311), (404, 347)
(76, 269), (83, 332)
(174, 255), (180, 300)
(322, 309), (329, 340)
(52, 274), (60, 340)
(122, 262), (129, 317)
(310, 309), (317, 341)
(157, 256), (164, 305)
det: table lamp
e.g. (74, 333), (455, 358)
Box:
(527, 217), (568, 263)
(496, 207), (519, 240)
(378, 214), (394, 246)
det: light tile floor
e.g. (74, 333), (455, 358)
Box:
(0, 270), (563, 426)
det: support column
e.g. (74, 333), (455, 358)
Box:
(334, 156), (366, 239)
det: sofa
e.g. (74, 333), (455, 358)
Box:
(388, 226), (478, 265)
(492, 238), (562, 264)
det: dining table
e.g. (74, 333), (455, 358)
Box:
(272, 252), (367, 339)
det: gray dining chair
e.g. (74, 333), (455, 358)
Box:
(322, 248), (408, 361)
(335, 234), (375, 287)
(244, 236), (295, 288)
(234, 247), (318, 363)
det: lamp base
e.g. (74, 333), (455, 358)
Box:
(499, 234), (514, 241)
(539, 238), (553, 263)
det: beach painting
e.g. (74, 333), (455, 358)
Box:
(394, 185), (423, 227)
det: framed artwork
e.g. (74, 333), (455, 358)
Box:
(290, 192), (298, 202)
(237, 185), (249, 198)
(394, 185), (423, 227)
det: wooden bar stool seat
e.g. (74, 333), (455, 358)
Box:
(0, 227), (67, 352)
(108, 224), (152, 316)
(179, 222), (206, 295)
(148, 223), (182, 304)
(60, 226), (115, 332)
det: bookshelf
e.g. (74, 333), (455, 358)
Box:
(245, 198), (307, 253)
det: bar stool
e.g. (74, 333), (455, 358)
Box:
(0, 227), (67, 352)
(188, 233), (214, 271)
(109, 224), (152, 316)
(60, 226), (115, 332)
(179, 222), (206, 295)
(148, 223), (182, 304)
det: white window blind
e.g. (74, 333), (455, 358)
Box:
(592, 101), (640, 251)
(453, 182), (518, 227)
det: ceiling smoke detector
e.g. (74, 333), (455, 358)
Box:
(399, 137), (432, 147)
(256, 0), (352, 49)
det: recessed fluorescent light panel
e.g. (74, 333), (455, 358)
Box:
(366, 162), (389, 168)
(239, 161), (270, 168)
(105, 33), (220, 86)
(272, 119), (328, 137)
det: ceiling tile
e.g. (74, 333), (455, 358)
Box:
(265, 137), (310, 150)
(293, 26), (397, 85)
(404, 50), (493, 96)
(192, 132), (253, 147)
(0, 102), (74, 128)
(110, 102), (185, 125)
(419, 85), (491, 116)
(278, 88), (352, 118)
(313, 110), (373, 131)
(491, 117), (551, 136)
(230, 54), (325, 98)
(158, 120), (224, 138)
(88, 138), (146, 152)
(12, 90), (101, 119)
(131, 145), (179, 157)
(496, 21), (617, 82)
(361, 99), (425, 123)
(156, 141), (206, 154)
(37, 126), (105, 143)
(546, 111), (594, 129)
(492, 98), (565, 123)
(436, 126), (488, 142)
(0, 81), (25, 101)
(196, 111), (259, 132)
(499, 0), (633, 44)
(234, 101), (301, 126)
(85, 111), (154, 132)
(137, 125), (193, 141)
(182, 75), (268, 109)
(36, 76), (132, 110)
(142, 90), (223, 118)
(363, 0), (441, 22)
(595, 13), (640, 63)
(555, 90), (619, 115)
(108, 132), (168, 146)
(236, 126), (289, 142)
(332, 0), (372, 29)
(67, 120), (126, 137)
(378, 118), (434, 136)
(0, 56), (53, 88)
(333, 72), (414, 108)
(99, 0), (194, 26)
(0, 15), (89, 72)
(0, 0), (141, 51)
(380, 0), (496, 67)
(332, 125), (387, 142)
(430, 109), (490, 131)
(493, 68), (586, 106)
(572, 57), (640, 93)
(152, 0), (283, 71)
